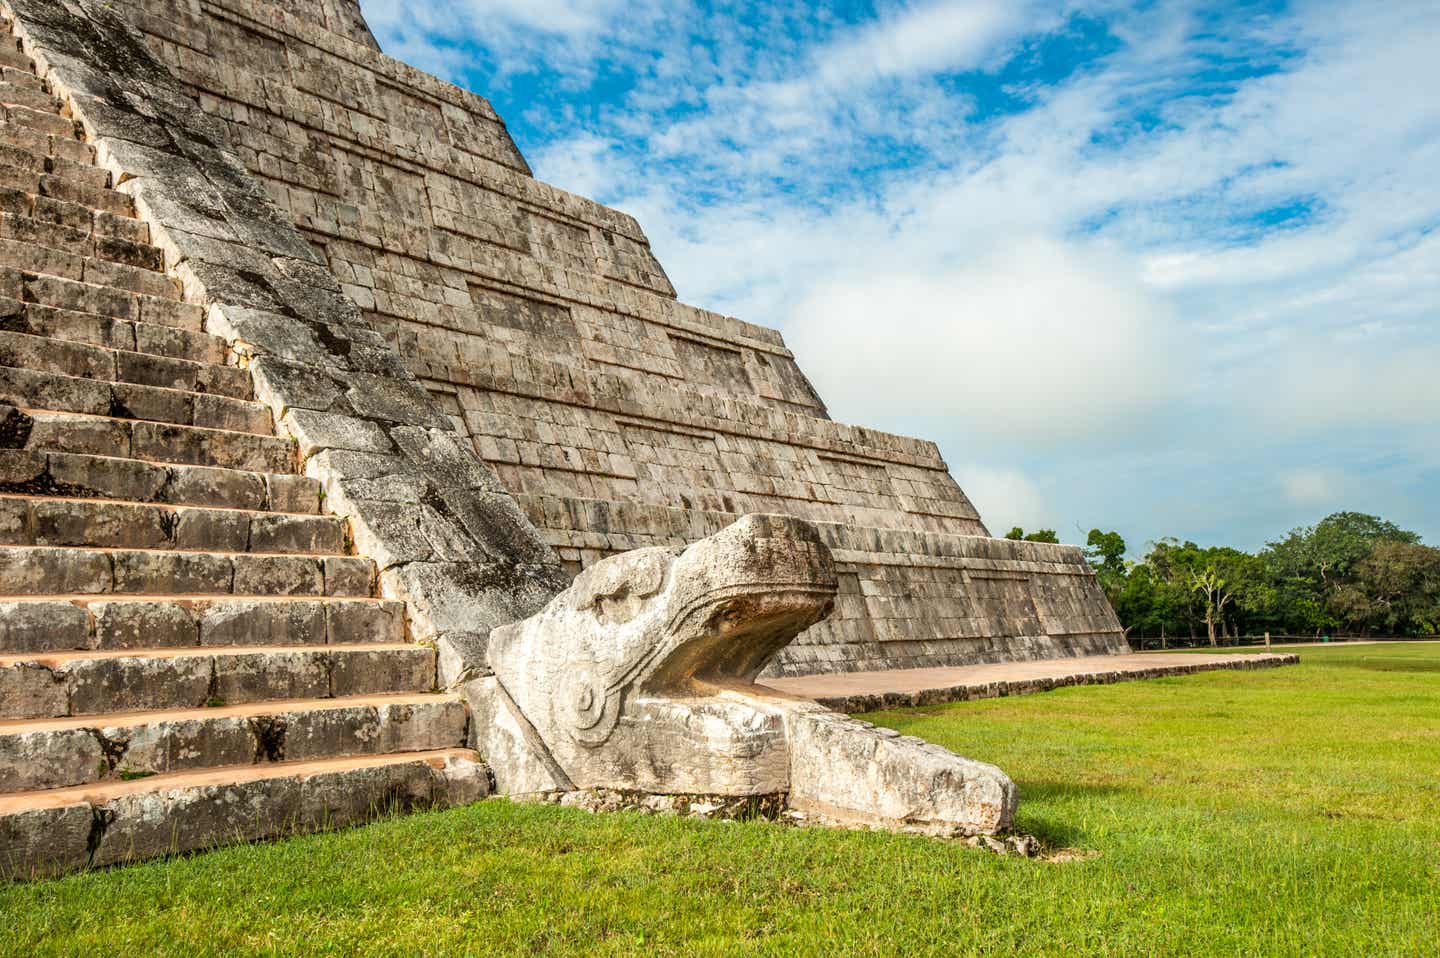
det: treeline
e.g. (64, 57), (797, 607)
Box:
(1008, 513), (1440, 643)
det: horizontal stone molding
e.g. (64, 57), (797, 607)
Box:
(367, 260), (792, 364)
(419, 365), (952, 471)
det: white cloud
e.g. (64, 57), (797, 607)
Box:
(825, 1), (1040, 75)
(1279, 468), (1342, 508)
(952, 464), (1050, 535)
(784, 235), (1179, 442)
(361, 0), (624, 37)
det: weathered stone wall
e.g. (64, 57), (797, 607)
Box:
(109, 0), (1129, 673)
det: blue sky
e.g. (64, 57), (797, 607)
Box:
(359, 0), (1440, 554)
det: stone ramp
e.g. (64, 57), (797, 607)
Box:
(763, 652), (1301, 713)
(0, 17), (486, 880)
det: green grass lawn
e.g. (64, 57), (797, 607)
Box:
(3, 644), (1437, 957)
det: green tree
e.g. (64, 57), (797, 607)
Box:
(1332, 541), (1440, 635)
(1263, 512), (1421, 634)
(1005, 527), (1059, 544)
(1086, 529), (1129, 609)
(1191, 567), (1232, 647)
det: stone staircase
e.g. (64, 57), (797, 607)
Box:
(0, 24), (487, 878)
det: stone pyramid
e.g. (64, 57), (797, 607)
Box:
(136, 0), (1123, 677)
(0, 0), (1124, 876)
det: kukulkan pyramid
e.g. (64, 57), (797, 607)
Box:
(0, 0), (1125, 876)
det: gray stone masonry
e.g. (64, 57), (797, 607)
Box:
(99, 0), (1129, 676)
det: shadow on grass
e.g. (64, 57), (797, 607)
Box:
(1010, 779), (1134, 849)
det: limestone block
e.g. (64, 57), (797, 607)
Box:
(265, 473), (322, 514)
(93, 775), (304, 868)
(0, 546), (112, 595)
(282, 408), (393, 459)
(379, 559), (563, 647)
(167, 460), (270, 512)
(304, 449), (430, 503)
(250, 356), (346, 415)
(65, 654), (213, 715)
(343, 373), (446, 428)
(212, 649), (330, 704)
(0, 803), (92, 879)
(171, 508), (250, 553)
(199, 600), (326, 647)
(0, 600), (90, 653)
(117, 715), (255, 778)
(329, 495), (455, 570)
(784, 708), (1017, 837)
(0, 726), (103, 792)
(248, 513), (344, 555)
(92, 600), (199, 649)
(231, 555), (324, 596)
(208, 305), (331, 365)
(389, 425), (507, 495)
(330, 646), (435, 697)
(112, 549), (231, 595)
(462, 676), (570, 796)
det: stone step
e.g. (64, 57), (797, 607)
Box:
(0, 329), (251, 399)
(0, 116), (93, 168)
(0, 596), (405, 654)
(0, 297), (226, 365)
(0, 66), (42, 93)
(38, 172), (134, 219)
(0, 693), (467, 794)
(0, 140), (99, 181)
(0, 42), (29, 73)
(0, 544), (374, 599)
(7, 407), (284, 470)
(0, 185), (146, 245)
(0, 235), (175, 299)
(2, 267), (202, 329)
(0, 494), (346, 555)
(0, 448), (320, 516)
(0, 114), (90, 162)
(0, 371), (268, 437)
(1, 104), (78, 142)
(0, 642), (437, 720)
(0, 155), (134, 221)
(0, 749), (489, 878)
(0, 643), (435, 720)
(0, 79), (60, 116)
(0, 210), (160, 270)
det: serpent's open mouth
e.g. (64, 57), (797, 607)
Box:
(644, 582), (838, 689)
